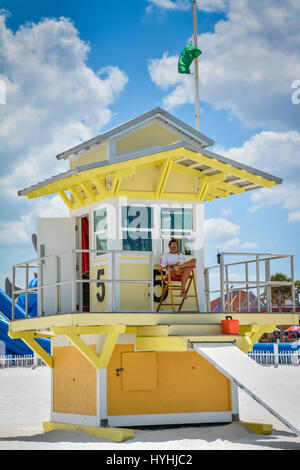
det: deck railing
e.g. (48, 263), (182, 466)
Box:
(11, 250), (297, 318)
(204, 252), (296, 313)
(11, 249), (154, 319)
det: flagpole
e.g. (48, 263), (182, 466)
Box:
(192, 0), (200, 131)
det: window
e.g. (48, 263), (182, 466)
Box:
(121, 206), (153, 252)
(161, 208), (193, 255)
(93, 208), (107, 254)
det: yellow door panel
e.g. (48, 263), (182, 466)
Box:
(53, 345), (97, 415)
(121, 352), (157, 391)
(107, 345), (231, 416)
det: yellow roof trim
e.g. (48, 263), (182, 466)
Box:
(22, 147), (279, 210)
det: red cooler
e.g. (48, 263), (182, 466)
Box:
(221, 316), (239, 335)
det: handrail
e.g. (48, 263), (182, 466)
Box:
(11, 250), (155, 319)
(204, 252), (295, 313)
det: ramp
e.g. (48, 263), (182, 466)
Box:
(192, 343), (300, 436)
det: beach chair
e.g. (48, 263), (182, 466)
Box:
(156, 262), (199, 312)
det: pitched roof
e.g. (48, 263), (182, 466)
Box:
(55, 107), (214, 160)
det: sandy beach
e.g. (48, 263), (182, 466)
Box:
(0, 365), (299, 450)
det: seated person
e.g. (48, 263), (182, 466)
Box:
(160, 238), (196, 300)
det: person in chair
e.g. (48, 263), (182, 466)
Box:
(160, 238), (196, 300)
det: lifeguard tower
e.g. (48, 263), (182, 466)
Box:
(8, 107), (300, 441)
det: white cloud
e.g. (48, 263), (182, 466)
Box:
(204, 217), (257, 250)
(147, 0), (227, 12)
(0, 12), (128, 260)
(196, 0), (227, 12)
(214, 130), (300, 183)
(205, 217), (240, 242)
(288, 211), (300, 223)
(0, 14), (128, 247)
(0, 196), (69, 245)
(147, 0), (190, 11)
(214, 129), (300, 220)
(220, 207), (232, 217)
(0, 14), (128, 196)
(204, 217), (258, 251)
(148, 0), (300, 130)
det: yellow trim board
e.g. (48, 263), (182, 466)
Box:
(136, 336), (187, 351)
(9, 312), (299, 333)
(43, 421), (134, 443)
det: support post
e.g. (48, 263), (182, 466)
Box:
(192, 0), (200, 131)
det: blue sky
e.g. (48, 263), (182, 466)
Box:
(0, 0), (300, 290)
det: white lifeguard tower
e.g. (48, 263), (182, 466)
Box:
(8, 107), (299, 441)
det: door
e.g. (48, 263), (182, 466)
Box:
(37, 217), (76, 315)
(80, 216), (90, 312)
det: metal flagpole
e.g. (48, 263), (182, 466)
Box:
(192, 0), (200, 131)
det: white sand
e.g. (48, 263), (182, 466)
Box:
(0, 366), (300, 450)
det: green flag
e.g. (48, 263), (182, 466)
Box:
(178, 43), (202, 74)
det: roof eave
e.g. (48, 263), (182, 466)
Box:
(18, 141), (282, 198)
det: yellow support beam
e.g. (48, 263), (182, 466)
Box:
(111, 174), (121, 197)
(172, 161), (202, 179)
(57, 190), (74, 210)
(184, 149), (276, 189)
(69, 185), (85, 205)
(198, 173), (225, 201)
(206, 185), (229, 199)
(83, 148), (182, 179)
(51, 324), (126, 369)
(8, 331), (53, 368)
(110, 167), (135, 197)
(216, 181), (245, 195)
(23, 146), (278, 202)
(198, 176), (208, 201)
(79, 181), (97, 201)
(202, 172), (226, 184)
(155, 159), (173, 199)
(91, 176), (108, 199)
(239, 324), (276, 353)
(43, 421), (134, 442)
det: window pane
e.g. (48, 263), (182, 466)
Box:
(96, 234), (107, 252)
(94, 208), (107, 232)
(161, 208), (192, 230)
(122, 206), (153, 229)
(122, 230), (152, 252)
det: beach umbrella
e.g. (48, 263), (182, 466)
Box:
(285, 325), (300, 332)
